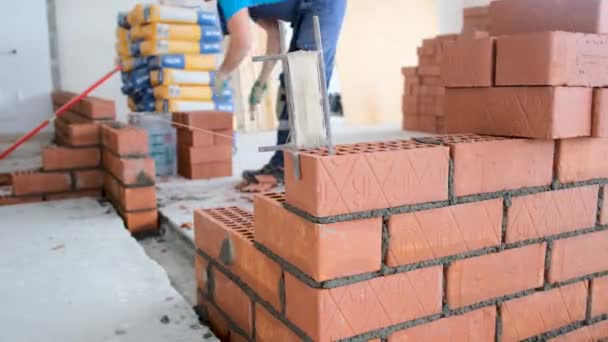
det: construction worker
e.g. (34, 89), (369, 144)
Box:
(212, 0), (347, 191)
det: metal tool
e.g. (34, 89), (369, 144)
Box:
(252, 16), (334, 180)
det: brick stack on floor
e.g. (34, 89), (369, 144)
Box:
(101, 123), (158, 235)
(0, 91), (115, 206)
(401, 5), (490, 133)
(401, 34), (458, 133)
(194, 135), (608, 341)
(173, 111), (233, 180)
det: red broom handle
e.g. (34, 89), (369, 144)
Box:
(0, 66), (121, 161)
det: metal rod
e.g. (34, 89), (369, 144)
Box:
(252, 54), (286, 63)
(313, 16), (334, 155)
(258, 144), (293, 153)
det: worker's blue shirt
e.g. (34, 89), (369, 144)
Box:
(218, 0), (286, 21)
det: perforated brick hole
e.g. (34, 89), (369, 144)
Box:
(299, 140), (440, 157)
(202, 207), (255, 242)
(430, 134), (509, 145)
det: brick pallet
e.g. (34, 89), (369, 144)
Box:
(193, 135), (608, 341)
(173, 111), (233, 180)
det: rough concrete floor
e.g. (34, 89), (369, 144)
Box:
(0, 198), (218, 342)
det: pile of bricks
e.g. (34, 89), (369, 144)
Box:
(173, 111), (233, 180)
(1, 91), (158, 236)
(401, 35), (458, 134)
(101, 123), (158, 235)
(402, 4), (491, 133)
(194, 134), (608, 341)
(0, 91), (116, 206)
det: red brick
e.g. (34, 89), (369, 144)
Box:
(602, 187), (608, 226)
(172, 111), (233, 131)
(211, 268), (253, 336)
(549, 320), (608, 342)
(178, 145), (232, 164)
(285, 140), (449, 217)
(447, 243), (546, 308)
(592, 276), (608, 318)
(254, 193), (382, 282)
(387, 199), (502, 266)
(177, 129), (213, 147)
(401, 67), (418, 77)
(556, 138), (608, 183)
(489, 0), (608, 36)
(54, 119), (100, 147)
(102, 150), (155, 186)
(46, 190), (102, 201)
(402, 115), (420, 132)
(255, 304), (300, 342)
(389, 307), (496, 341)
(501, 282), (588, 342)
(52, 91), (116, 120)
(119, 209), (158, 234)
(285, 267), (442, 342)
(195, 253), (209, 294)
(101, 123), (149, 157)
(594, 89), (608, 138)
(0, 195), (43, 206)
(507, 186), (599, 243)
(402, 95), (418, 114)
(421, 76), (442, 86)
(497, 32), (608, 87)
(197, 293), (230, 341)
(194, 207), (282, 311)
(434, 134), (554, 197)
(11, 171), (72, 196)
(213, 129), (232, 146)
(229, 331), (247, 342)
(178, 161), (232, 180)
(549, 231), (608, 283)
(442, 37), (494, 87)
(103, 174), (156, 211)
(42, 146), (100, 171)
(418, 116), (438, 132)
(446, 87), (592, 139)
(74, 169), (103, 190)
(418, 66), (441, 77)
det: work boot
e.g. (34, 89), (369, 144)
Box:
(241, 163), (284, 184)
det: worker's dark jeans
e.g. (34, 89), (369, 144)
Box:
(266, 0), (347, 168)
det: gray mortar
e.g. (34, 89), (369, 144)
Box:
(586, 278), (594, 324)
(543, 241), (553, 290)
(219, 238), (234, 266)
(197, 249), (312, 341)
(251, 297), (257, 340)
(197, 289), (250, 340)
(135, 171), (155, 187)
(207, 265), (216, 301)
(500, 194), (511, 250)
(556, 178), (608, 190)
(448, 158), (455, 205)
(279, 271), (286, 315)
(495, 304), (502, 342)
(412, 137), (442, 146)
(381, 216), (390, 266)
(551, 140), (560, 191)
(597, 186), (605, 227)
(106, 166), (156, 189)
(442, 265), (449, 315)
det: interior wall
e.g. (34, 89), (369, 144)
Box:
(336, 0), (439, 125)
(54, 0), (140, 123)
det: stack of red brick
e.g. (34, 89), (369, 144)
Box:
(194, 130), (608, 340)
(173, 111), (233, 180)
(101, 123), (158, 235)
(401, 35), (458, 133)
(0, 91), (116, 206)
(402, 5), (490, 133)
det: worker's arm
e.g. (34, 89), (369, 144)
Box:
(249, 19), (281, 111)
(218, 8), (253, 76)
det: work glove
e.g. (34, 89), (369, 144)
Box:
(249, 80), (268, 113)
(213, 72), (231, 101)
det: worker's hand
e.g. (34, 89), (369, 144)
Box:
(249, 80), (268, 112)
(214, 71), (231, 101)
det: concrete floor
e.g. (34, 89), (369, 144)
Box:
(0, 198), (217, 342)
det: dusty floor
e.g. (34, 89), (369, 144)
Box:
(0, 199), (217, 342)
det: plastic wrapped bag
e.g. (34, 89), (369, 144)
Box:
(150, 68), (215, 86)
(130, 23), (221, 42)
(156, 99), (233, 112)
(137, 40), (221, 56)
(148, 54), (217, 71)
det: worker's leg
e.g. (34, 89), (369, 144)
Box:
(268, 0), (347, 168)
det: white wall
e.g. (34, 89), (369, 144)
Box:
(0, 0), (53, 135)
(436, 0), (492, 34)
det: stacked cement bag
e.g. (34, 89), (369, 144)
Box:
(116, 4), (233, 113)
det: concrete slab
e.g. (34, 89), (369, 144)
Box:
(0, 199), (217, 342)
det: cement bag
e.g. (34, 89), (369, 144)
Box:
(123, 68), (151, 94)
(118, 12), (130, 29)
(116, 27), (131, 44)
(148, 54), (217, 71)
(150, 68), (215, 86)
(156, 99), (233, 112)
(116, 42), (131, 57)
(143, 5), (219, 26)
(120, 56), (149, 72)
(153, 85), (231, 101)
(137, 40), (221, 56)
(130, 23), (222, 42)
(128, 4), (145, 26)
